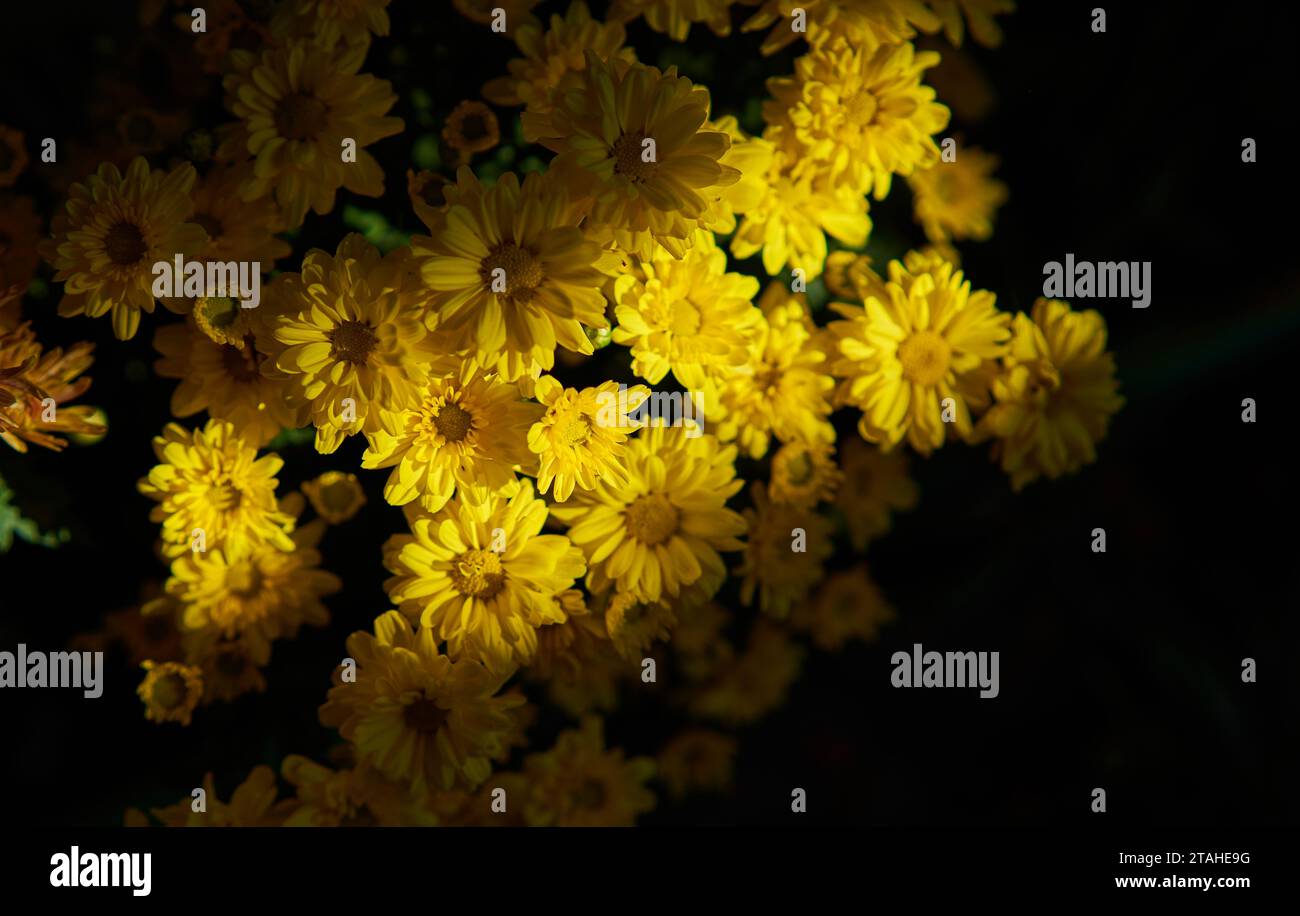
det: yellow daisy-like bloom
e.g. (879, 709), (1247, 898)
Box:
(656, 728), (737, 799)
(823, 250), (887, 301)
(765, 38), (950, 199)
(712, 283), (835, 459)
(742, 0), (940, 55)
(319, 610), (524, 794)
(908, 145), (1007, 243)
(452, 0), (541, 35)
(219, 39), (402, 227)
(483, 1), (635, 114)
(689, 621), (804, 725)
(0, 126), (28, 187)
(528, 377), (649, 503)
(41, 158), (205, 340)
(0, 323), (104, 453)
(793, 566), (896, 650)
(550, 423), (746, 604)
(271, 235), (435, 454)
(607, 0), (737, 40)
(826, 251), (1010, 453)
(363, 368), (543, 513)
(137, 660), (204, 726)
(418, 168), (617, 382)
(730, 150), (872, 278)
(929, 0), (1016, 48)
(768, 440), (842, 508)
(524, 53), (741, 259)
(301, 471), (367, 524)
(521, 716), (656, 826)
(835, 436), (919, 550)
(735, 481), (833, 618)
(612, 230), (761, 389)
(134, 767), (294, 827)
(602, 590), (676, 660)
(383, 479), (586, 668)
(137, 419), (296, 558)
(442, 101), (500, 163)
(975, 298), (1124, 490)
(281, 757), (438, 827)
(272, 0), (393, 51)
(0, 195), (43, 293)
(165, 523), (340, 650)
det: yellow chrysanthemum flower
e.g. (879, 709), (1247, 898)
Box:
(383, 479), (586, 668)
(975, 298), (1124, 490)
(138, 419), (296, 558)
(0, 322), (104, 453)
(137, 660), (204, 726)
(41, 157), (205, 340)
(826, 251), (1010, 453)
(442, 100), (500, 164)
(272, 0), (392, 51)
(689, 621), (804, 725)
(656, 728), (737, 799)
(742, 0), (940, 55)
(319, 610), (524, 793)
(363, 367), (543, 512)
(550, 423), (746, 604)
(611, 230), (761, 389)
(712, 283), (835, 459)
(417, 168), (617, 382)
(183, 629), (269, 703)
(793, 566), (896, 650)
(270, 235), (434, 454)
(735, 482), (833, 618)
(133, 767), (294, 827)
(483, 1), (635, 114)
(281, 757), (438, 827)
(523, 53), (741, 258)
(701, 116), (776, 234)
(521, 716), (656, 826)
(835, 436), (919, 550)
(730, 150), (872, 278)
(528, 377), (649, 503)
(218, 39), (402, 227)
(768, 440), (842, 508)
(607, 0), (737, 40)
(164, 523), (340, 652)
(301, 471), (367, 524)
(908, 145), (1007, 243)
(765, 38), (950, 199)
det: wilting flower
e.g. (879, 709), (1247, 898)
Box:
(137, 660), (205, 726)
(521, 716), (656, 826)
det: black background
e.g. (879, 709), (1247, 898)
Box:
(1, 0), (1297, 827)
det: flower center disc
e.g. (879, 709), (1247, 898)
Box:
(612, 130), (657, 183)
(329, 320), (379, 365)
(434, 402), (474, 443)
(404, 698), (449, 735)
(451, 549), (506, 599)
(624, 493), (679, 546)
(897, 330), (952, 386)
(274, 92), (329, 141)
(105, 222), (147, 266)
(480, 242), (543, 301)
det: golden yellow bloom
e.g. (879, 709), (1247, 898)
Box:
(0, 323), (104, 453)
(835, 436), (919, 550)
(219, 39), (402, 227)
(612, 230), (761, 388)
(735, 482), (832, 618)
(271, 235), (434, 454)
(823, 250), (887, 301)
(524, 54), (741, 258)
(319, 610), (524, 793)
(139, 767), (294, 826)
(138, 660), (204, 726)
(281, 757), (438, 826)
(765, 38), (950, 199)
(452, 0), (541, 35)
(272, 0), (393, 50)
(701, 116), (776, 233)
(418, 168), (617, 381)
(794, 566), (896, 650)
(41, 157), (205, 340)
(689, 621), (804, 725)
(908, 145), (1007, 243)
(0, 126), (28, 187)
(442, 101), (500, 163)
(551, 423), (746, 603)
(183, 629), (269, 703)
(363, 367), (542, 512)
(483, 1), (634, 113)
(769, 440), (842, 508)
(137, 419), (296, 558)
(301, 471), (367, 524)
(521, 716), (656, 826)
(528, 377), (649, 502)
(383, 479), (586, 668)
(975, 298), (1124, 490)
(712, 283), (835, 459)
(742, 0), (940, 55)
(656, 728), (737, 799)
(0, 195), (43, 293)
(826, 251), (1010, 453)
(602, 590), (676, 659)
(607, 0), (737, 40)
(929, 0), (1015, 47)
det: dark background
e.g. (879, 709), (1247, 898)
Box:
(1, 0), (1297, 826)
